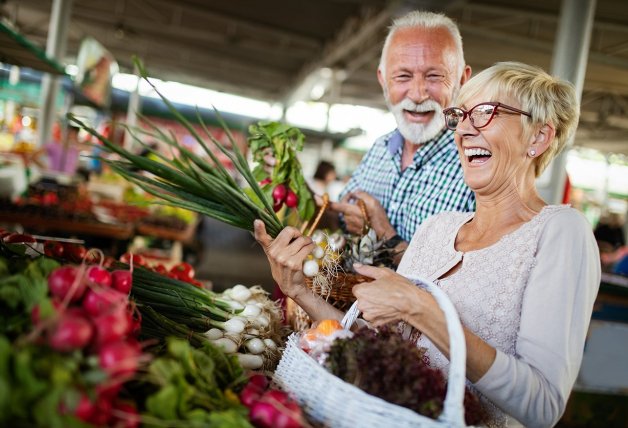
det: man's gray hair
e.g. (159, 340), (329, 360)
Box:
(378, 11), (465, 79)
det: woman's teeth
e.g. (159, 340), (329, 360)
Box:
(464, 148), (492, 163)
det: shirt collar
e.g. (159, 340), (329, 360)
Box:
(386, 129), (405, 155)
(386, 128), (454, 160)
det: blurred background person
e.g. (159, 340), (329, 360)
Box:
(594, 211), (626, 251)
(44, 124), (82, 176)
(310, 160), (342, 201)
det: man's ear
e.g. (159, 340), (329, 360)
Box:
(460, 65), (472, 86)
(377, 67), (385, 90)
(529, 124), (555, 156)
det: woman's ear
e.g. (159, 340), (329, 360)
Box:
(528, 124), (555, 157)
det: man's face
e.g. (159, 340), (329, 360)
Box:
(379, 27), (462, 145)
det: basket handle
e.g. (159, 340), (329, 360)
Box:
(340, 275), (466, 426)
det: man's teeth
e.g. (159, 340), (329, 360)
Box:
(464, 148), (492, 157)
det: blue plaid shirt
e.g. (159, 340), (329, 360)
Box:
(340, 128), (475, 242)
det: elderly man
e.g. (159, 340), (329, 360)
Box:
(333, 11), (475, 260)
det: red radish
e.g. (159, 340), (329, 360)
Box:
(262, 389), (290, 406)
(48, 266), (85, 302)
(83, 288), (127, 317)
(274, 411), (302, 428)
(73, 393), (95, 422)
(259, 177), (272, 186)
(272, 184), (287, 203)
(112, 270), (133, 294)
(96, 382), (122, 400)
(99, 341), (141, 377)
(249, 401), (277, 428)
(86, 265), (112, 287)
(285, 189), (298, 208)
(249, 373), (269, 390)
(127, 308), (142, 338)
(111, 401), (140, 428)
(240, 383), (262, 408)
(89, 396), (113, 426)
(273, 201), (283, 212)
(48, 313), (94, 352)
(94, 306), (131, 345)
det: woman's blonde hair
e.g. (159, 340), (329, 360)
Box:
(455, 61), (579, 177)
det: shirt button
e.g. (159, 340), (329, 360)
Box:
(390, 202), (399, 210)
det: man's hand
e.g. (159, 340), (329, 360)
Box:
(328, 194), (369, 236)
(350, 191), (397, 240)
(329, 190), (397, 239)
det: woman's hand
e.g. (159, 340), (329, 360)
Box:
(352, 263), (439, 328)
(254, 220), (315, 300)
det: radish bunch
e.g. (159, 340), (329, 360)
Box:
(32, 261), (144, 427)
(268, 182), (299, 212)
(240, 374), (305, 428)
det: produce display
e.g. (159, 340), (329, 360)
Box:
(0, 235), (144, 427)
(0, 231), (304, 427)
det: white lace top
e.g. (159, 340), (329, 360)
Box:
(397, 205), (601, 428)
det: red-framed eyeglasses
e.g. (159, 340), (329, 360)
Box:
(443, 102), (532, 131)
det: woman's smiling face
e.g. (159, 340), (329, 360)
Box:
(453, 94), (534, 196)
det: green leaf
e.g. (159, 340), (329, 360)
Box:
(206, 408), (254, 428)
(0, 258), (8, 277)
(146, 384), (181, 420)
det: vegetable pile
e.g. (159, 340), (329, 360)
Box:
(139, 337), (252, 427)
(239, 373), (305, 428)
(324, 326), (488, 425)
(0, 245), (144, 427)
(0, 231), (305, 427)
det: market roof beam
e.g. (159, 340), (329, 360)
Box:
(0, 20), (66, 75)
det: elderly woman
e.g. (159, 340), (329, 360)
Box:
(254, 62), (600, 427)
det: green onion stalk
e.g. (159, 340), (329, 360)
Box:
(67, 58), (284, 238)
(130, 267), (286, 370)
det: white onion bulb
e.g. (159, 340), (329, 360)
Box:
(312, 245), (325, 259)
(311, 230), (325, 244)
(327, 234), (346, 251)
(303, 259), (319, 277)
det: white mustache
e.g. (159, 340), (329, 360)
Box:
(396, 98), (443, 114)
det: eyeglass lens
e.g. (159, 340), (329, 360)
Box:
(470, 105), (495, 128)
(445, 104), (496, 130)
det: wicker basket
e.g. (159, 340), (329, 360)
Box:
(274, 275), (471, 428)
(287, 272), (370, 331)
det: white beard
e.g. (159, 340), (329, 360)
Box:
(388, 98), (446, 145)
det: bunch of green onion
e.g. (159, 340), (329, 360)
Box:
(68, 60), (283, 238)
(132, 267), (285, 370)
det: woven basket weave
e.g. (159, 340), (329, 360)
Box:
(287, 272), (370, 331)
(274, 275), (472, 428)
